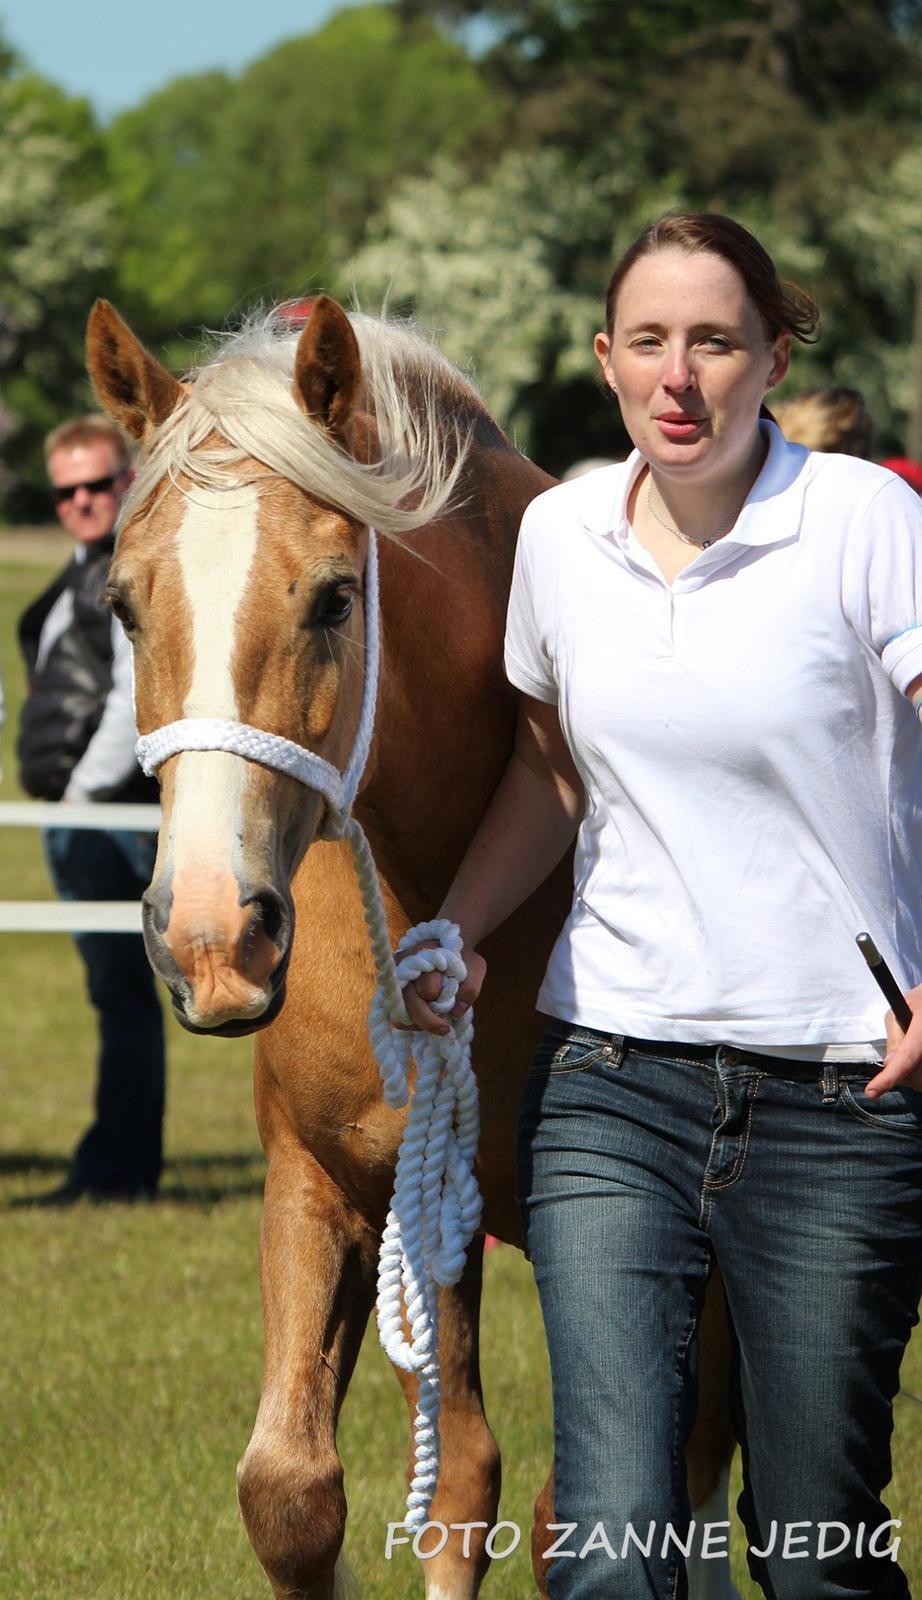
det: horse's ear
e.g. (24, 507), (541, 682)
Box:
(86, 299), (184, 441)
(292, 296), (361, 440)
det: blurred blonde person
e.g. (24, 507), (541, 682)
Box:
(772, 385), (872, 456)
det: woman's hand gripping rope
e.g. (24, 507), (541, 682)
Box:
(368, 920), (485, 1528)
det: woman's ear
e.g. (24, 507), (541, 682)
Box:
(766, 333), (792, 392)
(594, 331), (616, 391)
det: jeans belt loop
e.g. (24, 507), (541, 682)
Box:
(608, 1033), (626, 1069)
(821, 1061), (840, 1102)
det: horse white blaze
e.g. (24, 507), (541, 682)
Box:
(165, 484), (277, 1021)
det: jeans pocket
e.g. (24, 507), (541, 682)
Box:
(530, 1024), (614, 1076)
(840, 1079), (922, 1138)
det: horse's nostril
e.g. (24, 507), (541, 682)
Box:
(250, 889), (287, 948)
(142, 885), (172, 938)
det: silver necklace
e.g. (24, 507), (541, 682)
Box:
(646, 478), (742, 549)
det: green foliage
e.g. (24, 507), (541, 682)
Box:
(0, 72), (113, 517)
(372, 0), (922, 460)
(349, 150), (614, 445)
(404, 0), (922, 112)
(105, 5), (498, 359)
(2, 0), (922, 505)
(224, 6), (496, 283)
(106, 72), (237, 334)
(347, 125), (922, 466)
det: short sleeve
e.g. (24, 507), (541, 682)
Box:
(503, 502), (558, 704)
(845, 476), (922, 694)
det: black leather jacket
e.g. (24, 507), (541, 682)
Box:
(17, 536), (155, 802)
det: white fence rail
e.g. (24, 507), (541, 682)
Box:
(0, 801), (161, 933)
(0, 801), (161, 832)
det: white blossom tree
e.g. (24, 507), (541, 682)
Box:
(347, 149), (618, 450)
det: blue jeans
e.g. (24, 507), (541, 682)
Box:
(517, 1022), (922, 1599)
(44, 827), (165, 1195)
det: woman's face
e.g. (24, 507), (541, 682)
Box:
(595, 247), (790, 485)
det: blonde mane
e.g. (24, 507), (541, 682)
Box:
(124, 310), (484, 536)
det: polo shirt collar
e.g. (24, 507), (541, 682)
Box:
(580, 421), (814, 552)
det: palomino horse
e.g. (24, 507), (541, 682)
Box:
(86, 296), (739, 1600)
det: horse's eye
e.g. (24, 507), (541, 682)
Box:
(314, 586), (355, 628)
(106, 588), (137, 634)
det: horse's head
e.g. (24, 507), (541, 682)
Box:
(86, 297), (463, 1036)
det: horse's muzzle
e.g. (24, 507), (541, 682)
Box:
(169, 969), (290, 1037)
(141, 880), (293, 1034)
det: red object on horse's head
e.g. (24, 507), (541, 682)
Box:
(276, 298), (316, 328)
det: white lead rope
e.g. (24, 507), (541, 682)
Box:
(136, 530), (481, 1529)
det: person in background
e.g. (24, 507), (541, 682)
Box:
(771, 384), (873, 455)
(17, 416), (165, 1203)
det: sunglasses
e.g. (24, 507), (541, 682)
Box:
(52, 473), (124, 505)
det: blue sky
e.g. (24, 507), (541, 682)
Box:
(0, 0), (366, 120)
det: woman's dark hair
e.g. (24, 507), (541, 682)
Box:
(604, 213), (819, 345)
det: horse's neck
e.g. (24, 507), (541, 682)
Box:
(359, 433), (553, 916)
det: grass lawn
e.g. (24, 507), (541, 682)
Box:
(1, 544), (920, 1598)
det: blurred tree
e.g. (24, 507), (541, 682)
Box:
(347, 123), (922, 464)
(390, 0), (922, 455)
(4, 0), (921, 508)
(0, 57), (113, 517)
(346, 148), (714, 467)
(106, 71), (236, 342)
(398, 0), (921, 108)
(349, 149), (614, 466)
(107, 4), (499, 359)
(911, 256), (922, 457)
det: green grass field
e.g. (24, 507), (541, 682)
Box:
(1, 544), (920, 1599)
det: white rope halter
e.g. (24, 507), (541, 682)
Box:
(136, 530), (481, 1529)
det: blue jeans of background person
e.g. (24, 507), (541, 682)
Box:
(517, 1022), (922, 1600)
(44, 827), (165, 1196)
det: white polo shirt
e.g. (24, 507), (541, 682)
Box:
(504, 423), (922, 1050)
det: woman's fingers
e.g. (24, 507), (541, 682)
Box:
(399, 943), (486, 1035)
(399, 940), (450, 1034)
(865, 984), (922, 1095)
(450, 950), (487, 1018)
(414, 969), (444, 1003)
(403, 982), (451, 1035)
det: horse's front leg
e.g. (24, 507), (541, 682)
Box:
(237, 1142), (377, 1600)
(391, 1237), (502, 1599)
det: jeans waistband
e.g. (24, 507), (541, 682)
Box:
(618, 1034), (873, 1081)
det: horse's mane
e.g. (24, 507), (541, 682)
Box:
(124, 310), (486, 536)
